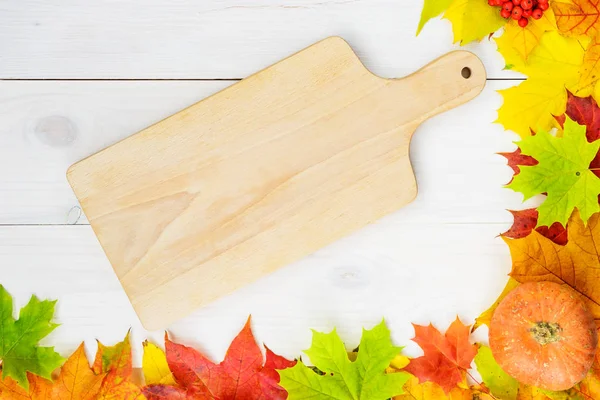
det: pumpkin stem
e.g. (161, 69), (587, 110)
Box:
(530, 322), (562, 345)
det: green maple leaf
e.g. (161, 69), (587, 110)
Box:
(0, 285), (64, 389)
(508, 117), (600, 227)
(475, 345), (518, 400)
(277, 320), (410, 400)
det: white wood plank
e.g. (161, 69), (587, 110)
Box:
(0, 81), (231, 224)
(0, 80), (532, 225)
(0, 221), (508, 367)
(0, 0), (519, 79)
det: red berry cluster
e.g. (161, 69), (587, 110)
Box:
(488, 0), (549, 27)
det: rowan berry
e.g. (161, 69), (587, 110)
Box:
(512, 5), (523, 19)
(519, 17), (529, 27)
(521, 0), (533, 9)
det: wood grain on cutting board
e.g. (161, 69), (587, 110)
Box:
(67, 37), (486, 330)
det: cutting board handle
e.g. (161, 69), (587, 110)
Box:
(387, 50), (486, 128)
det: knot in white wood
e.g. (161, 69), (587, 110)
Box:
(329, 265), (371, 289)
(34, 115), (77, 147)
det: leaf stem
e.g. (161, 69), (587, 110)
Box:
(465, 369), (498, 400)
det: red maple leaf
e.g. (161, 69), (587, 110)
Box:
(498, 148), (537, 176)
(143, 317), (296, 400)
(501, 209), (568, 245)
(403, 318), (477, 393)
(564, 92), (600, 179)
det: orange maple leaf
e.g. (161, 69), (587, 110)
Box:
(0, 372), (53, 399)
(402, 318), (477, 393)
(93, 333), (145, 399)
(553, 0), (600, 39)
(143, 317), (295, 400)
(504, 209), (600, 320)
(0, 335), (144, 400)
(0, 344), (107, 399)
(55, 344), (106, 399)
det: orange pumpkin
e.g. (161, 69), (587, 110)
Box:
(489, 281), (598, 391)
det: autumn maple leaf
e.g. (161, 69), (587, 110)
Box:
(508, 117), (600, 227)
(566, 92), (600, 142)
(579, 347), (600, 399)
(402, 318), (477, 393)
(0, 372), (53, 399)
(0, 285), (64, 389)
(496, 31), (584, 137)
(142, 341), (176, 387)
(501, 209), (568, 245)
(553, 0), (600, 40)
(92, 332), (145, 399)
(443, 0), (505, 45)
(474, 346), (519, 399)
(52, 344), (105, 399)
(563, 92), (600, 180)
(573, 39), (600, 104)
(392, 375), (494, 400)
(416, 0), (454, 35)
(495, 8), (557, 61)
(551, 0), (600, 103)
(393, 376), (448, 400)
(0, 338), (144, 400)
(504, 209), (600, 320)
(416, 0), (505, 44)
(143, 317), (295, 400)
(499, 149), (538, 177)
(278, 320), (410, 399)
(515, 384), (576, 399)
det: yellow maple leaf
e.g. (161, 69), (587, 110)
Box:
(496, 31), (584, 137)
(393, 376), (449, 399)
(553, 0), (600, 40)
(393, 376), (494, 400)
(517, 384), (554, 400)
(473, 277), (520, 331)
(571, 37), (600, 104)
(497, 9), (557, 61)
(579, 350), (600, 398)
(142, 340), (176, 386)
(443, 0), (505, 45)
(503, 209), (600, 319)
(449, 384), (494, 400)
(497, 79), (568, 137)
(518, 383), (581, 399)
(513, 30), (582, 77)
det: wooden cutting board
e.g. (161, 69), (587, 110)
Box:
(67, 37), (486, 330)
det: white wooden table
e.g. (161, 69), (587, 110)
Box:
(0, 0), (531, 366)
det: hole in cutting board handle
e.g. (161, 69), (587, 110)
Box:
(461, 67), (472, 79)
